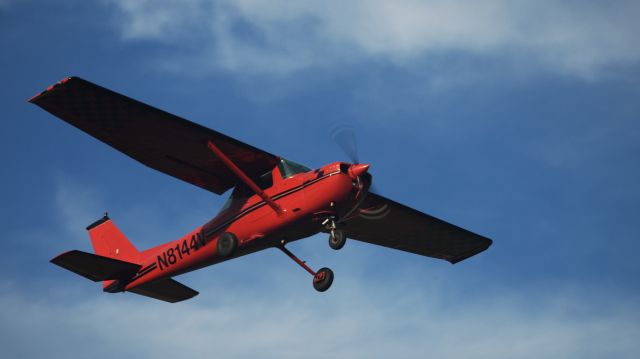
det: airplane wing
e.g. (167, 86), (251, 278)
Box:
(29, 77), (280, 195)
(340, 193), (493, 264)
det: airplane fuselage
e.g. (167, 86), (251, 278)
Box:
(110, 162), (363, 292)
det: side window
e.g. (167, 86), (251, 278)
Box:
(254, 171), (273, 190)
(218, 171), (273, 213)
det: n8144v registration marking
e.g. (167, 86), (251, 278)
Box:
(157, 231), (207, 271)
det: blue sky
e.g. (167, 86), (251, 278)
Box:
(2, 0), (640, 357)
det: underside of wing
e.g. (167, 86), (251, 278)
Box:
(29, 77), (280, 194)
(341, 193), (493, 264)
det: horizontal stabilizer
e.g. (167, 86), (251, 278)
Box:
(51, 250), (141, 282)
(129, 278), (199, 303)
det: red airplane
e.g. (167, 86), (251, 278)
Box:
(30, 77), (492, 303)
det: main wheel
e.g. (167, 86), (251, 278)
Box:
(313, 267), (334, 292)
(328, 229), (346, 250)
(217, 232), (238, 258)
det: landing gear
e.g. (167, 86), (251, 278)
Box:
(328, 229), (346, 250)
(323, 217), (347, 250)
(278, 245), (334, 292)
(217, 232), (238, 258)
(313, 267), (334, 292)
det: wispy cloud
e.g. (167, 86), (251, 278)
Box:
(105, 0), (640, 79)
(54, 175), (106, 244)
(1, 278), (638, 358)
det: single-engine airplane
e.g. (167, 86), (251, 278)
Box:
(30, 77), (492, 303)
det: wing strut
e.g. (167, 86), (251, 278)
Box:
(207, 140), (284, 215)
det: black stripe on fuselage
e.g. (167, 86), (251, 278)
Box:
(127, 263), (158, 283)
(204, 170), (342, 238)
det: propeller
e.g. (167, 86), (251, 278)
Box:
(329, 123), (379, 194)
(329, 123), (359, 164)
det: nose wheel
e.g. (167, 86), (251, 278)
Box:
(278, 245), (334, 292)
(323, 217), (347, 250)
(328, 229), (346, 250)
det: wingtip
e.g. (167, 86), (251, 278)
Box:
(28, 76), (76, 103)
(448, 236), (494, 264)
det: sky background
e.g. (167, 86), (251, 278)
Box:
(2, 1), (640, 358)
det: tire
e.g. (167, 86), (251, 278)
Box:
(217, 232), (238, 258)
(313, 267), (334, 292)
(328, 229), (346, 250)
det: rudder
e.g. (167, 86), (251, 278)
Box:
(86, 214), (140, 264)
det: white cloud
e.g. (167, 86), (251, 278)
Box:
(1, 279), (638, 359)
(105, 0), (640, 79)
(109, 0), (208, 40)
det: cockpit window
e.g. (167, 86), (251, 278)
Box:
(278, 158), (311, 179)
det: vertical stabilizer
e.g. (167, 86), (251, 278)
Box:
(86, 215), (141, 264)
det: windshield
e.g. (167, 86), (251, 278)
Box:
(278, 159), (311, 179)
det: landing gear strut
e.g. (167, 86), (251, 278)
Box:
(323, 217), (347, 250)
(278, 245), (334, 292)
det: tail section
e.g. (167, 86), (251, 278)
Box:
(51, 215), (142, 284)
(86, 214), (140, 264)
(52, 214), (200, 302)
